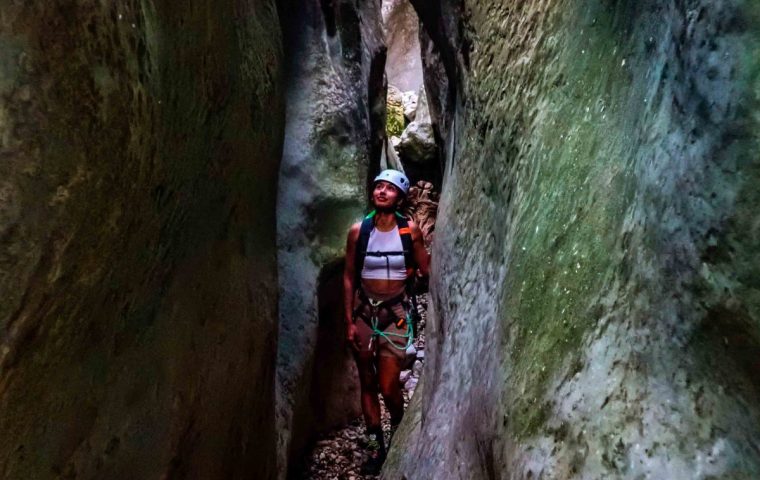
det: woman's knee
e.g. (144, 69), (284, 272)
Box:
(380, 382), (399, 399)
(378, 369), (401, 397)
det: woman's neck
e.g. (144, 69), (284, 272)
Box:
(373, 210), (397, 231)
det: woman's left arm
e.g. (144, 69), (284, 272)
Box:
(409, 220), (430, 277)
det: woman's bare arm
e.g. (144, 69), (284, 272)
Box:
(343, 223), (361, 328)
(409, 220), (430, 277)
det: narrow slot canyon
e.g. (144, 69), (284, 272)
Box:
(276, 0), (440, 476)
(1, 1), (760, 480)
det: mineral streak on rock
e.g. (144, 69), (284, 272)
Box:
(0, 1), (284, 479)
(385, 1), (760, 478)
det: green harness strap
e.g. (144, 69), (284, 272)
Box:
(367, 298), (414, 351)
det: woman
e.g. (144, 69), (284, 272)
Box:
(343, 169), (430, 474)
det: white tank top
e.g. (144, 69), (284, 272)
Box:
(360, 226), (408, 280)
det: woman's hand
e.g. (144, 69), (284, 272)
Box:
(409, 220), (430, 277)
(414, 270), (429, 293)
(346, 322), (361, 351)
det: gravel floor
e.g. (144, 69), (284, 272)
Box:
(296, 294), (428, 480)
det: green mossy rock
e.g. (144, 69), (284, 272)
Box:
(387, 84), (406, 137)
(385, 1), (760, 478)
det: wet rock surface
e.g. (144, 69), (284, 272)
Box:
(386, 1), (760, 479)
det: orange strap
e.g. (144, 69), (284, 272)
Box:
(398, 227), (412, 235)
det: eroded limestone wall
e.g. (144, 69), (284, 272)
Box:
(275, 0), (385, 477)
(382, 0), (424, 93)
(0, 2), (283, 478)
(386, 1), (760, 478)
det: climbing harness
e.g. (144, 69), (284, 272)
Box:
(358, 294), (414, 352)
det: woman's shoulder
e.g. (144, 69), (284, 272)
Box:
(347, 222), (361, 241)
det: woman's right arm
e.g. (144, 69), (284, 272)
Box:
(344, 223), (361, 346)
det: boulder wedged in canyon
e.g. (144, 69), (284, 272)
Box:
(397, 85), (437, 167)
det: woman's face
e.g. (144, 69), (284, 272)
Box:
(372, 181), (401, 209)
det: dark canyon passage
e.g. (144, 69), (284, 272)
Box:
(1, 1), (760, 479)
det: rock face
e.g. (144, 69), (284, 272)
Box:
(402, 90), (419, 121)
(0, 2), (283, 479)
(275, 0), (385, 477)
(382, 0), (424, 93)
(404, 181), (438, 248)
(386, 1), (760, 479)
(397, 86), (436, 165)
(383, 136), (404, 172)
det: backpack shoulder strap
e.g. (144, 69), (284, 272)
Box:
(354, 210), (376, 288)
(394, 212), (415, 271)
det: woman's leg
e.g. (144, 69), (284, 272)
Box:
(378, 355), (405, 426)
(355, 351), (382, 429)
(353, 315), (383, 429)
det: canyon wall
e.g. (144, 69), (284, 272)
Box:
(275, 0), (385, 477)
(382, 0), (424, 93)
(0, 2), (283, 478)
(386, 1), (760, 478)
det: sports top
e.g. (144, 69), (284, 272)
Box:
(360, 226), (408, 280)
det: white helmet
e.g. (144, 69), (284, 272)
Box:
(373, 169), (410, 195)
